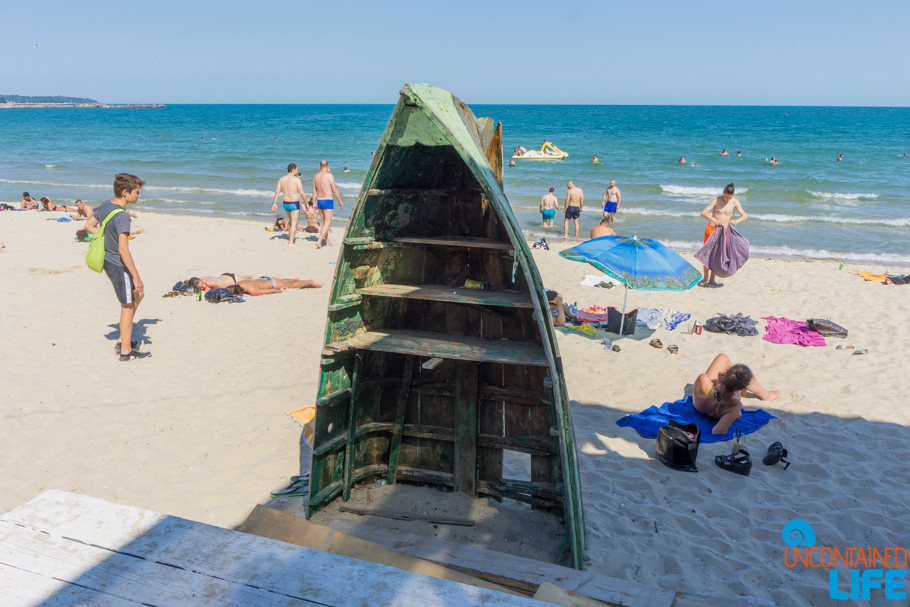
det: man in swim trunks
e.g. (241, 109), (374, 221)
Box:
(540, 187), (558, 226)
(311, 160), (343, 249)
(699, 183), (748, 288)
(601, 179), (621, 222)
(271, 163), (308, 246)
(563, 181), (584, 239)
(232, 276), (322, 296)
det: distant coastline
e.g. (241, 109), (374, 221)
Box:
(1, 103), (166, 109)
(0, 94), (164, 109)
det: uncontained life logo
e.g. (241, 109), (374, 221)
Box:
(782, 520), (907, 600)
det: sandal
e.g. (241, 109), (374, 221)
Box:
(835, 345), (855, 350)
(762, 442), (790, 469)
(611, 344), (621, 352)
(667, 345), (679, 354)
(853, 349), (868, 355)
(650, 338), (663, 349)
(715, 450), (752, 476)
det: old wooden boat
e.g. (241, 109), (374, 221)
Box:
(307, 84), (585, 569)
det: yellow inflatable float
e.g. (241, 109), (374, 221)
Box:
(512, 140), (569, 160)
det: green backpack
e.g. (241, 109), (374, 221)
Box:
(86, 207), (124, 272)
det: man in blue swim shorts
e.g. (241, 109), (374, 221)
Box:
(601, 179), (621, 222)
(272, 163), (308, 246)
(539, 187), (559, 226)
(311, 160), (344, 249)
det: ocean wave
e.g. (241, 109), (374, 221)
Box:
(661, 185), (749, 196)
(145, 185), (273, 197)
(623, 238), (910, 266)
(620, 207), (909, 227)
(808, 191), (879, 200)
(0, 178), (110, 189)
(335, 181), (363, 190)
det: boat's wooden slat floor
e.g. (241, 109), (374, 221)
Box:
(356, 284), (534, 308)
(325, 329), (548, 366)
(0, 490), (550, 607)
(391, 236), (514, 249)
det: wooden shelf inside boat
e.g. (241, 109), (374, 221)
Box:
(391, 236), (514, 250)
(355, 284), (533, 308)
(324, 329), (548, 366)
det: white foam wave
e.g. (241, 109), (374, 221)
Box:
(335, 181), (363, 190)
(145, 185), (273, 197)
(660, 185), (749, 196)
(622, 238), (910, 266)
(42, 164), (56, 169)
(0, 178), (110, 189)
(620, 207), (909, 227)
(808, 191), (878, 200)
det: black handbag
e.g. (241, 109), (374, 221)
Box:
(205, 288), (245, 303)
(807, 318), (848, 338)
(606, 307), (638, 335)
(655, 420), (701, 472)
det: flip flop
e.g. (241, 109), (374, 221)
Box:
(762, 442), (790, 469)
(835, 345), (855, 350)
(667, 345), (679, 354)
(715, 450), (752, 476)
(271, 476), (310, 498)
(650, 338), (663, 349)
(853, 349), (869, 355)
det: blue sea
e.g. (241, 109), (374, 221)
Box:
(2, 104), (908, 264)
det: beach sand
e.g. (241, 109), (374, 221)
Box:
(1, 209), (907, 606)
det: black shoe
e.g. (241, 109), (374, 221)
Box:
(762, 442), (790, 469)
(114, 341), (140, 355)
(119, 349), (152, 362)
(715, 449), (752, 476)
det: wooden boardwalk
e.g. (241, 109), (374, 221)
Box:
(0, 490), (553, 607)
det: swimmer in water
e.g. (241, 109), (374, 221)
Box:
(678, 155), (686, 164)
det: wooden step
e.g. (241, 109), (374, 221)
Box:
(392, 236), (514, 250)
(356, 284), (533, 308)
(324, 329), (548, 366)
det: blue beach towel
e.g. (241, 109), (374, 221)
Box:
(616, 395), (776, 443)
(56, 216), (72, 222)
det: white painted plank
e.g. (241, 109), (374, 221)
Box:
(0, 563), (141, 607)
(0, 491), (551, 607)
(0, 523), (316, 606)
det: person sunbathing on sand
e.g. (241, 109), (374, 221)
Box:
(186, 274), (255, 290)
(230, 277), (321, 296)
(693, 353), (780, 434)
(40, 197), (78, 212)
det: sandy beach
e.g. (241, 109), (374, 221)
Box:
(1, 208), (907, 606)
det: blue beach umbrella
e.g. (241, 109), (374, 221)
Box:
(559, 235), (702, 336)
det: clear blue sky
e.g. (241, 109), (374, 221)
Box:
(2, 0), (908, 105)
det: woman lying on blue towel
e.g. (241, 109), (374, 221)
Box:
(693, 353), (781, 434)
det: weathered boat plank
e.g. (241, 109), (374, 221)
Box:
(387, 355), (415, 483)
(454, 360), (479, 496)
(326, 329), (549, 366)
(357, 283), (534, 308)
(392, 236), (515, 250)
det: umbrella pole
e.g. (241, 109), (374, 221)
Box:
(619, 285), (629, 337)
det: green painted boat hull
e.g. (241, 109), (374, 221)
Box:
(307, 84), (585, 569)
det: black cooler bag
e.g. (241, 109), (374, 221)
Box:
(655, 420), (701, 472)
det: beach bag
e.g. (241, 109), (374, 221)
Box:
(85, 207), (123, 272)
(655, 420), (701, 472)
(807, 318), (848, 338)
(204, 288), (245, 304)
(606, 307), (638, 335)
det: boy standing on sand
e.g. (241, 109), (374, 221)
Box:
(312, 160), (343, 249)
(698, 183), (748, 288)
(272, 163), (308, 246)
(85, 173), (151, 360)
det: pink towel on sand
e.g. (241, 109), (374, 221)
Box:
(762, 316), (827, 347)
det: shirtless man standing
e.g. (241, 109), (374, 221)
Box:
(699, 183), (748, 287)
(312, 160), (343, 249)
(540, 187), (558, 226)
(601, 179), (621, 222)
(271, 163), (308, 246)
(563, 181), (584, 239)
